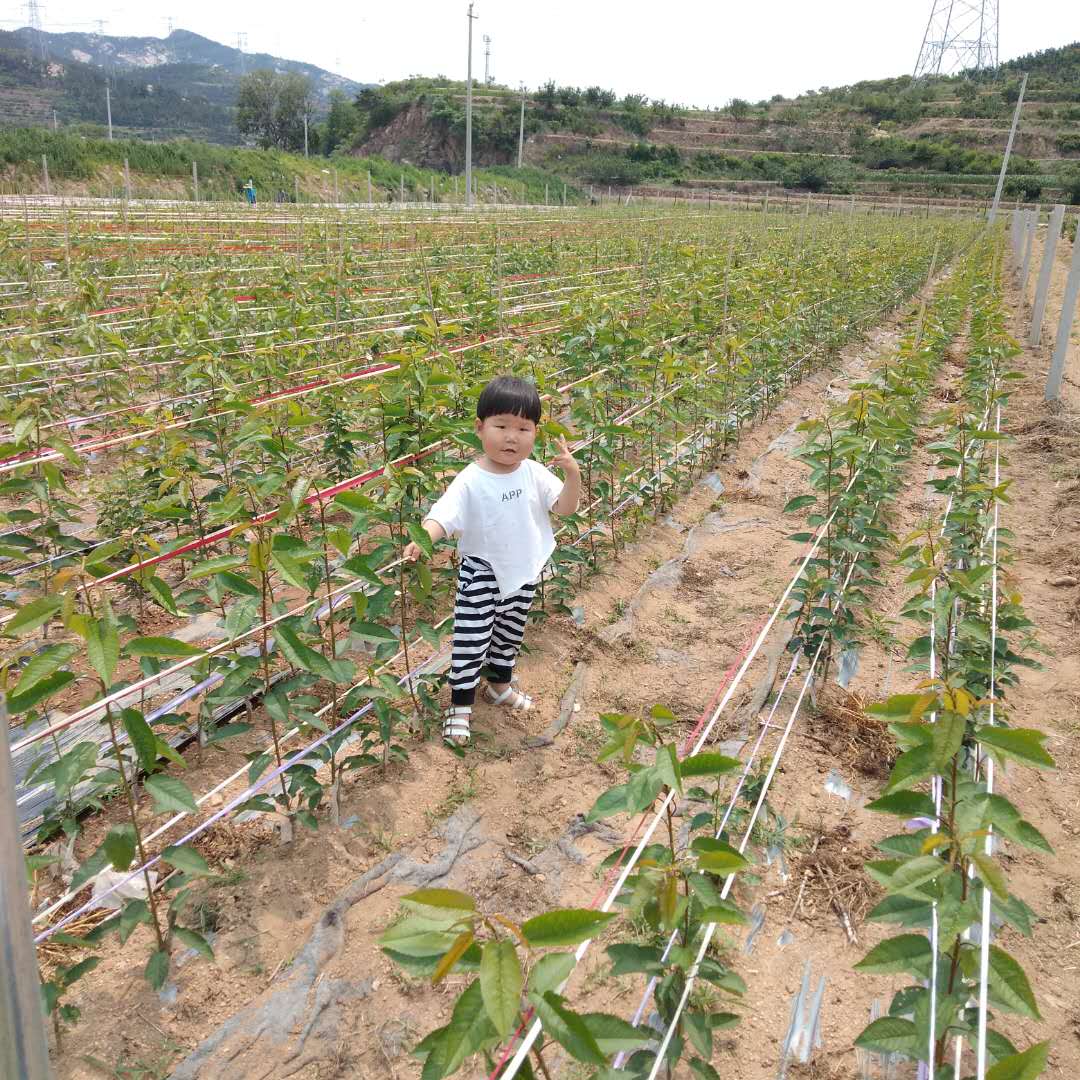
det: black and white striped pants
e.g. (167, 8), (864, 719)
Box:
(449, 556), (537, 706)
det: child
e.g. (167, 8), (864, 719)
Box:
(403, 375), (581, 745)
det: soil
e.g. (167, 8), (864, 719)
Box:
(45, 242), (1080, 1080)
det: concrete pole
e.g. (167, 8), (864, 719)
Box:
(544, 182), (548, 205)
(367, 170), (372, 204)
(192, 159), (199, 202)
(465, 3), (476, 208)
(41, 154), (50, 196)
(333, 167), (338, 205)
(0, 701), (54, 1080)
(303, 114), (309, 158)
(1018, 209), (1038, 292)
(1045, 226), (1080, 401)
(430, 174), (435, 204)
(123, 157), (131, 201)
(294, 175), (300, 204)
(989, 72), (1028, 224)
(517, 85), (525, 168)
(1029, 204), (1065, 347)
(51, 109), (57, 131)
(106, 83), (113, 140)
(400, 173), (405, 202)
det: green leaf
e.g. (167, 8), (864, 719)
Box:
(144, 949), (170, 990)
(172, 926), (214, 961)
(529, 991), (606, 1066)
(580, 1012), (655, 1054)
(971, 853), (1009, 901)
(10, 643), (77, 698)
(402, 888), (476, 913)
(528, 952), (576, 997)
(271, 549), (310, 590)
(126, 636), (205, 658)
(783, 494), (817, 513)
(69, 844), (109, 893)
(86, 615), (120, 686)
(854, 1016), (921, 1055)
(987, 946), (1040, 1019)
(854, 934), (931, 977)
(161, 846), (211, 878)
(121, 708), (158, 773)
(688, 1058), (722, 1080)
(521, 908), (617, 948)
(606, 943), (665, 976)
(865, 791), (936, 817)
(683, 1010), (711, 1058)
(888, 855), (948, 899)
(985, 1041), (1049, 1080)
(350, 620), (398, 643)
(585, 783), (629, 822)
(974, 727), (1054, 769)
(7, 669), (74, 714)
(145, 575), (179, 615)
(679, 752), (739, 778)
(144, 774), (198, 815)
(423, 979), (498, 1079)
(118, 899), (150, 945)
(479, 939), (521, 1037)
(2, 596), (62, 637)
(187, 554), (246, 580)
(406, 523), (435, 558)
(103, 825), (136, 871)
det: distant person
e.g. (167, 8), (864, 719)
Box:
(243, 179), (256, 206)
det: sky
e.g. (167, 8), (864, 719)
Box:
(8, 0), (1078, 106)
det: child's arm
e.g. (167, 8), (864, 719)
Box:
(550, 436), (582, 516)
(403, 519), (446, 562)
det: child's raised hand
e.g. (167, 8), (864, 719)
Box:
(402, 541), (424, 563)
(551, 435), (580, 475)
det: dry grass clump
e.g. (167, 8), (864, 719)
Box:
(788, 821), (881, 944)
(810, 685), (897, 779)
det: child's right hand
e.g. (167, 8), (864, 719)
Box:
(403, 541), (423, 563)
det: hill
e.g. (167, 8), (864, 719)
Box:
(0, 27), (367, 144)
(350, 43), (1080, 203)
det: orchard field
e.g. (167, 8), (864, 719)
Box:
(2, 195), (1078, 1080)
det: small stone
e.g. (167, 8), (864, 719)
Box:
(1048, 575), (1079, 587)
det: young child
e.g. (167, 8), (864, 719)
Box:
(403, 375), (581, 745)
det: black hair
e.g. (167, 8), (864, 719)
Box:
(476, 375), (542, 424)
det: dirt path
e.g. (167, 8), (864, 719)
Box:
(49, 248), (1080, 1080)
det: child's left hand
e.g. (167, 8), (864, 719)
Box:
(551, 435), (580, 475)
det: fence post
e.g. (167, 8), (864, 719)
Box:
(367, 170), (373, 204)
(123, 157), (131, 201)
(1018, 208), (1038, 293)
(333, 168), (339, 205)
(1029, 204), (1066, 347)
(1, 700), (54, 1080)
(562, 184), (566, 206)
(41, 154), (50, 196)
(400, 173), (405, 203)
(1045, 226), (1080, 401)
(544, 182), (548, 205)
(192, 159), (199, 202)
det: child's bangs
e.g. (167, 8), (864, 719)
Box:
(477, 376), (542, 423)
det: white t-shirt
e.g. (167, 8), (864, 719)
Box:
(427, 458), (564, 595)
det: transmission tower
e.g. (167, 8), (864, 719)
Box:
(483, 34), (492, 84)
(914, 0), (999, 77)
(25, 0), (46, 62)
(236, 31), (247, 74)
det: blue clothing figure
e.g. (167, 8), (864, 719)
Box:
(243, 179), (256, 206)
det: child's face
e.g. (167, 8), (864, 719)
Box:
(476, 413), (537, 469)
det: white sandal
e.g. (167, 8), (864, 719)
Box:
(485, 683), (534, 712)
(443, 705), (472, 746)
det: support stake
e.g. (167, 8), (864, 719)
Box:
(1045, 226), (1080, 401)
(1, 700), (54, 1080)
(1029, 204), (1065, 347)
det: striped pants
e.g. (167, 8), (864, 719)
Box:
(449, 556), (537, 706)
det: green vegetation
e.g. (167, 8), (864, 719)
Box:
(0, 127), (580, 203)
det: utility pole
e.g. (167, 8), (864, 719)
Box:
(106, 83), (113, 140)
(517, 84), (526, 168)
(303, 113), (309, 158)
(988, 71), (1027, 224)
(483, 34), (492, 84)
(465, 3), (477, 208)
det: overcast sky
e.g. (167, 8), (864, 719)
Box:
(14, 0), (1079, 106)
